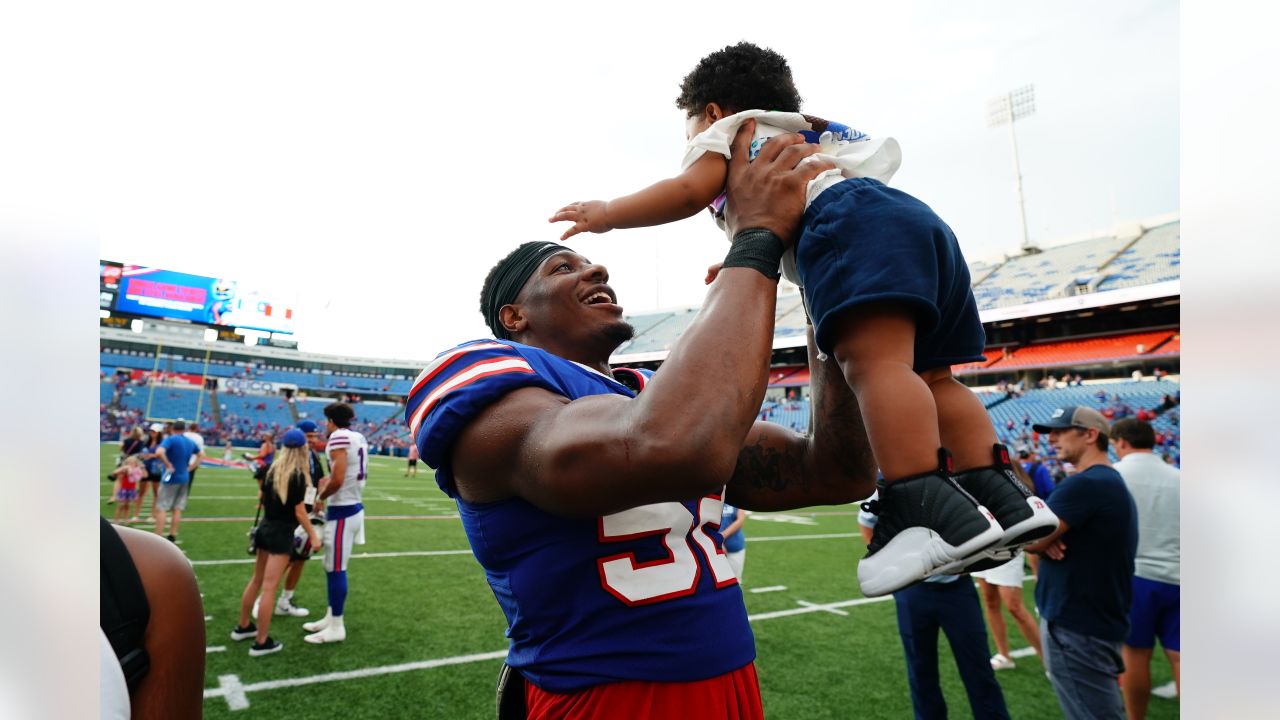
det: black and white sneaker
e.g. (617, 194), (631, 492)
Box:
(230, 623), (258, 641)
(953, 444), (1059, 572)
(248, 637), (284, 657)
(856, 450), (1004, 597)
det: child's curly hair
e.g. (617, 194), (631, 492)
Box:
(675, 41), (803, 117)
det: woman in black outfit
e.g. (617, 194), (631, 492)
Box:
(230, 429), (320, 656)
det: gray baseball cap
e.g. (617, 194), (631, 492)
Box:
(1032, 405), (1110, 435)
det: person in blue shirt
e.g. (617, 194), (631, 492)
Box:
(858, 489), (1010, 720)
(1019, 446), (1055, 499)
(1026, 406), (1138, 720)
(720, 501), (747, 583)
(154, 420), (199, 544)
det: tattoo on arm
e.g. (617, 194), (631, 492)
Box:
(734, 433), (807, 494)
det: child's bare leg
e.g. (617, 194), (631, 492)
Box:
(921, 368), (999, 471)
(828, 303), (938, 480)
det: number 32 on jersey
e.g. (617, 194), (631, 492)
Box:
(597, 494), (738, 606)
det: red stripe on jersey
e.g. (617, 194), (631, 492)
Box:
(407, 356), (534, 438)
(408, 342), (510, 400)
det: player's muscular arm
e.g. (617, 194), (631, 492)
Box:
(726, 326), (877, 511)
(320, 448), (346, 500)
(455, 128), (833, 517)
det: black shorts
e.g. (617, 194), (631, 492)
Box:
(254, 521), (296, 555)
(407, 459), (417, 466)
(144, 471), (162, 484)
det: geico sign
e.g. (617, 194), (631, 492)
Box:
(225, 379), (275, 394)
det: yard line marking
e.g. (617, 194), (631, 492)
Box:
(207, 646), (226, 654)
(749, 513), (818, 526)
(216, 675), (249, 711)
(749, 585), (787, 594)
(159, 514), (462, 524)
(797, 600), (849, 616)
(204, 615), (213, 621)
(747, 533), (858, 542)
(205, 649), (508, 710)
(1152, 681), (1177, 699)
(748, 595), (891, 621)
(191, 549), (473, 566)
(199, 590), (907, 710)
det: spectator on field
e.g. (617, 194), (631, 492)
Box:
(154, 421), (199, 544)
(232, 429), (321, 657)
(1027, 406), (1138, 720)
(721, 500), (747, 583)
(1017, 446), (1055, 579)
(1111, 418), (1181, 718)
(109, 456), (145, 525)
(183, 422), (206, 489)
(136, 424), (166, 523)
(253, 419), (329, 621)
(860, 491), (1011, 720)
(404, 442), (420, 477)
(244, 432), (276, 482)
(110, 426), (148, 506)
(974, 461), (1043, 671)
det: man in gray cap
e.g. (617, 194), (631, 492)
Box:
(1026, 406), (1138, 720)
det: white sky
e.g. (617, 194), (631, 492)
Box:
(80, 0), (1178, 361)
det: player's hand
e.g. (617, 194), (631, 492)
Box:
(311, 532), (322, 551)
(549, 200), (612, 240)
(723, 119), (834, 246)
(704, 262), (723, 285)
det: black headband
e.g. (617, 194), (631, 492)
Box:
(482, 241), (569, 339)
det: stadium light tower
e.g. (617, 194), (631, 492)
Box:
(986, 84), (1037, 252)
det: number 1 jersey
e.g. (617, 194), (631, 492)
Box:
(325, 428), (367, 508)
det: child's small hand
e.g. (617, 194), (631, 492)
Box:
(704, 262), (723, 285)
(549, 201), (612, 240)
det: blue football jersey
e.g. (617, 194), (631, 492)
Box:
(406, 339), (755, 692)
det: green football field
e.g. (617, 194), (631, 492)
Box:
(100, 445), (1178, 719)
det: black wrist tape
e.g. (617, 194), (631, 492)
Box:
(722, 228), (784, 280)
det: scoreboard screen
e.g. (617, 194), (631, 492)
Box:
(112, 264), (296, 334)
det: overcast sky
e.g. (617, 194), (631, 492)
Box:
(86, 0), (1178, 361)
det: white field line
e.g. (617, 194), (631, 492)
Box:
(796, 600), (850, 616)
(203, 571), (1042, 710)
(191, 549), (473, 566)
(205, 650), (509, 707)
(749, 585), (787, 593)
(190, 532), (861, 566)
(747, 533), (858, 542)
(204, 588), (912, 711)
(206, 646), (226, 654)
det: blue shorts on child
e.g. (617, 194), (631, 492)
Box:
(796, 177), (986, 371)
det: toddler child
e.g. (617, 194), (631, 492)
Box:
(112, 455), (144, 525)
(550, 42), (1058, 595)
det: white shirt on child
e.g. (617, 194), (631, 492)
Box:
(682, 109), (902, 284)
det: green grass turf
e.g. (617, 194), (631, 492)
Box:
(100, 445), (1179, 718)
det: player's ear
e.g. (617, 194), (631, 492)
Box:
(499, 304), (527, 337)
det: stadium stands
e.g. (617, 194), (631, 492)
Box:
(756, 379), (1180, 469)
(980, 330), (1176, 371)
